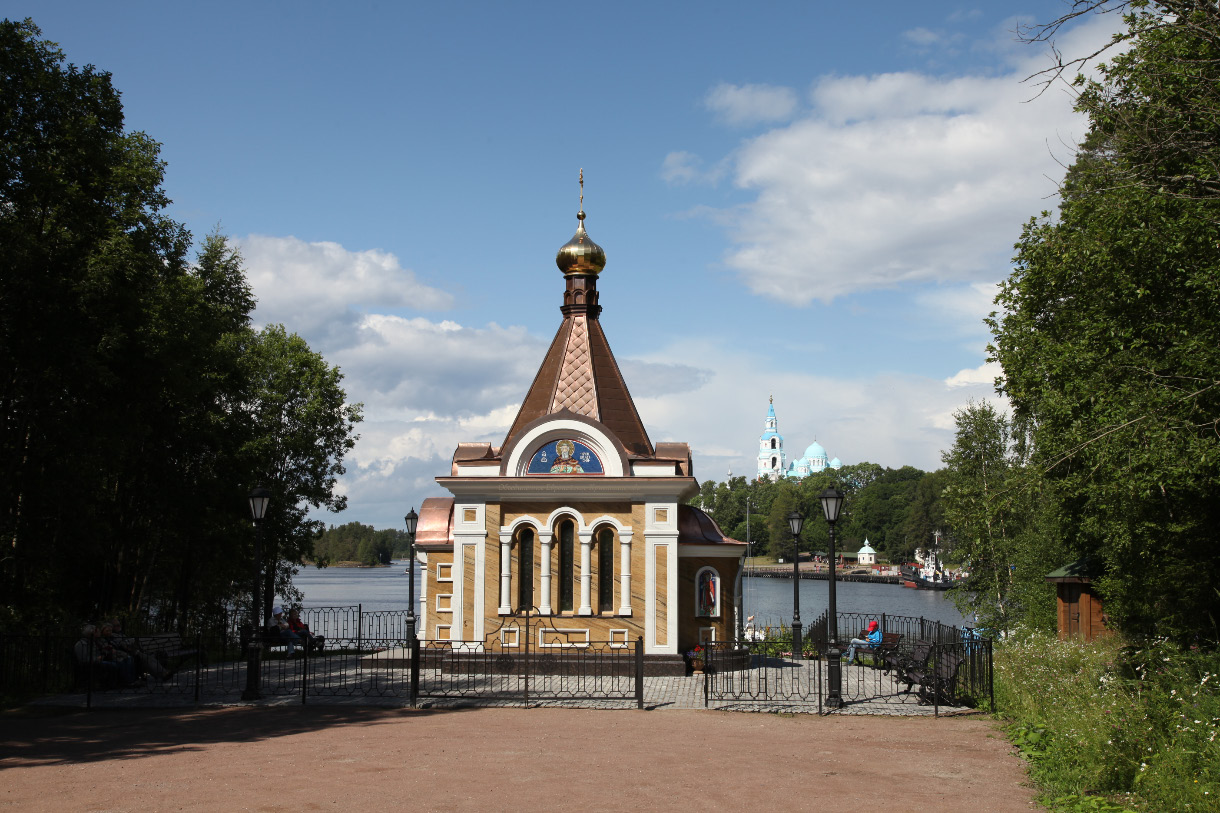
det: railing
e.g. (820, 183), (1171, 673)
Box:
(413, 638), (643, 707)
(0, 633), (645, 709)
(702, 642), (821, 709)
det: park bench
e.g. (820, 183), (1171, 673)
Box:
(132, 632), (202, 669)
(906, 649), (965, 706)
(893, 639), (935, 692)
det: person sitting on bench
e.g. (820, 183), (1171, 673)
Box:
(269, 606), (304, 656)
(287, 607), (324, 653)
(844, 620), (882, 665)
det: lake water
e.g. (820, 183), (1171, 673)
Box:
(285, 563), (970, 628)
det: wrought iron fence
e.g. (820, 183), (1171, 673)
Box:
(702, 642), (821, 709)
(1, 632), (645, 709)
(703, 613), (993, 715)
(413, 638), (643, 707)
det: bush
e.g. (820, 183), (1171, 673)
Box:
(995, 632), (1219, 811)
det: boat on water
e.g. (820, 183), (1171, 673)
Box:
(901, 531), (953, 590)
(900, 564), (953, 590)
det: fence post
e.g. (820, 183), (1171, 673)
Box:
(301, 641), (308, 705)
(635, 637), (644, 710)
(988, 638), (995, 714)
(357, 603), (363, 653)
(85, 634), (93, 710)
(409, 637), (419, 708)
(932, 642), (940, 718)
(194, 633), (202, 705)
(41, 631), (50, 694)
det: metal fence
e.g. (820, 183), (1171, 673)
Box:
(704, 612), (993, 716)
(0, 632), (644, 709)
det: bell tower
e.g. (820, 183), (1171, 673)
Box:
(756, 396), (786, 480)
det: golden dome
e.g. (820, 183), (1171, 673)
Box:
(555, 209), (606, 276)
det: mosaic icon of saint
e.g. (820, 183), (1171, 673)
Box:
(549, 439), (585, 474)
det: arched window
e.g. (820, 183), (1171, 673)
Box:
(771, 456), (777, 468)
(695, 567), (720, 617)
(516, 527), (535, 611)
(597, 527), (614, 613)
(770, 438), (777, 449)
(558, 518), (574, 612)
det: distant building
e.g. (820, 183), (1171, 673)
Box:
(857, 540), (876, 566)
(755, 397), (843, 481)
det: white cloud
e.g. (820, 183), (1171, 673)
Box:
(240, 234), (454, 349)
(686, 16), (1119, 305)
(705, 82), (798, 127)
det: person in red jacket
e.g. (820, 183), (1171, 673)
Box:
(287, 607), (325, 653)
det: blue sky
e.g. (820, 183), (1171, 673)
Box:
(10, 2), (1118, 530)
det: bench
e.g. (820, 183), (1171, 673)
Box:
(239, 626), (321, 656)
(132, 633), (201, 668)
(906, 649), (965, 705)
(893, 639), (935, 691)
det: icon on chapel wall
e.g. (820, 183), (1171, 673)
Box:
(526, 438), (604, 475)
(697, 569), (718, 617)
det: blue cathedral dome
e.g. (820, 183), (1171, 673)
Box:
(803, 441), (827, 461)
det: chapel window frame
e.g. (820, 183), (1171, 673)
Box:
(557, 517), (575, 613)
(516, 526), (535, 612)
(596, 526), (614, 613)
(695, 566), (720, 618)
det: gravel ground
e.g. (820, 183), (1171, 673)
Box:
(0, 705), (1037, 812)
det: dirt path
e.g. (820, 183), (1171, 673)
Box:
(1, 706), (1037, 811)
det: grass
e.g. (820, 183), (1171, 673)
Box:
(994, 631), (1219, 811)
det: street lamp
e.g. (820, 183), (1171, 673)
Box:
(404, 508), (418, 644)
(787, 509), (804, 659)
(243, 485), (271, 701)
(820, 483), (845, 708)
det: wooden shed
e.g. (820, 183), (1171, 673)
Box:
(1045, 557), (1112, 642)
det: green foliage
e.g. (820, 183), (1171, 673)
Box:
(312, 522), (407, 566)
(688, 463), (945, 563)
(995, 632), (1219, 811)
(940, 402), (1067, 635)
(992, 3), (1220, 641)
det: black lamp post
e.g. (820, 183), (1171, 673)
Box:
(787, 509), (804, 659)
(820, 484), (845, 708)
(404, 508), (418, 644)
(242, 485), (271, 701)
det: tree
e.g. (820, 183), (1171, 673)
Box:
(239, 323), (363, 620)
(0, 21), (361, 629)
(1021, 1), (1220, 204)
(940, 402), (1061, 634)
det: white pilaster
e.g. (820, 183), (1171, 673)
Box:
(578, 529), (593, 615)
(539, 530), (553, 615)
(498, 531), (512, 614)
(618, 530), (633, 616)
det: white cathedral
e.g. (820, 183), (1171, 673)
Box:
(756, 396), (843, 481)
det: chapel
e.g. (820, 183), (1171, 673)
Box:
(412, 180), (745, 666)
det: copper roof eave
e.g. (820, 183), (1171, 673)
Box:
(435, 474), (699, 502)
